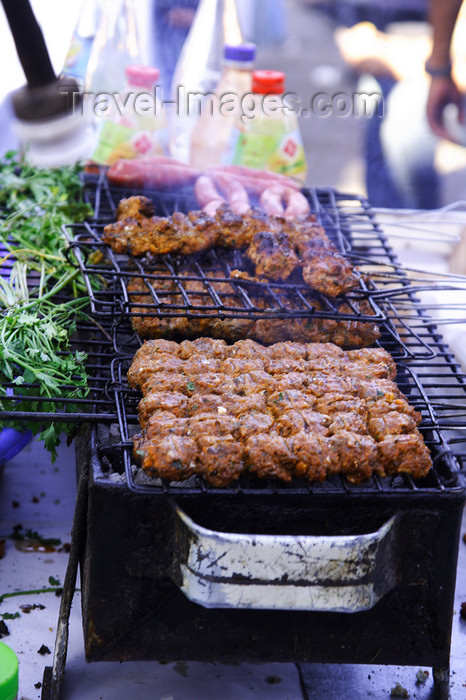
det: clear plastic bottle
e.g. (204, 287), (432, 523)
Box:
(230, 69), (308, 181)
(61, 0), (102, 85)
(85, 0), (140, 95)
(169, 0), (244, 163)
(91, 65), (168, 165)
(189, 42), (256, 170)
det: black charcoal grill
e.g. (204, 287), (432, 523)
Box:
(78, 422), (465, 690)
(2, 173), (465, 699)
(61, 175), (466, 700)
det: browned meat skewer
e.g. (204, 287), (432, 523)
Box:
(284, 218), (358, 296)
(103, 197), (359, 297)
(117, 195), (156, 221)
(130, 339), (432, 487)
(246, 230), (299, 281)
(127, 274), (380, 349)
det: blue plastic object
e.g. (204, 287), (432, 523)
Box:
(0, 427), (33, 466)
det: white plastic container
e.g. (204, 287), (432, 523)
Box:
(190, 42), (256, 170)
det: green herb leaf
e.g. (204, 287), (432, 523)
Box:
(1, 612), (20, 620)
(0, 154), (97, 459)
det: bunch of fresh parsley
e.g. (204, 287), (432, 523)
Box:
(0, 153), (96, 460)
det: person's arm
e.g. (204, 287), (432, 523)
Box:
(426, 0), (465, 140)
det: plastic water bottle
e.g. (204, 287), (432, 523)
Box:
(85, 0), (140, 95)
(61, 0), (102, 85)
(169, 0), (244, 164)
(190, 42), (256, 170)
(91, 65), (168, 165)
(229, 69), (308, 181)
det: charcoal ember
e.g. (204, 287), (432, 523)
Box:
(37, 644), (51, 655)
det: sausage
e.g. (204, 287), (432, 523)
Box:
(194, 175), (226, 216)
(209, 164), (302, 190)
(282, 189), (311, 218)
(107, 157), (201, 189)
(259, 187), (285, 216)
(211, 172), (251, 214)
(260, 185), (310, 218)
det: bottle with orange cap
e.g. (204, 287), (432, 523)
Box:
(230, 69), (307, 181)
(91, 64), (168, 165)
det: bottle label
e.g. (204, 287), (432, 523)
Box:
(91, 120), (166, 165)
(229, 122), (307, 178)
(62, 35), (93, 83)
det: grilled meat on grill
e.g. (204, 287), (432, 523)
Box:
(103, 199), (359, 297)
(133, 431), (197, 481)
(214, 205), (255, 248)
(117, 196), (156, 221)
(246, 230), (299, 281)
(127, 274), (380, 349)
(196, 435), (245, 487)
(138, 392), (188, 426)
(130, 338), (432, 486)
(245, 434), (296, 482)
(285, 219), (357, 297)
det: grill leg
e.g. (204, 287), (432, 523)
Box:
(41, 462), (89, 700)
(433, 666), (450, 700)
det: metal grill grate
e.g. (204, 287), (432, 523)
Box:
(1, 172), (466, 498)
(68, 173), (466, 361)
(64, 225), (384, 324)
(0, 234), (119, 424)
(106, 353), (465, 497)
(0, 318), (121, 424)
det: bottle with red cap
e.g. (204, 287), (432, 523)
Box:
(230, 69), (307, 181)
(91, 64), (168, 165)
(190, 42), (256, 170)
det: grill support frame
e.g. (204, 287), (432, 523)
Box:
(78, 426), (465, 673)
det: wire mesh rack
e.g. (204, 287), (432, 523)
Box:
(66, 175), (466, 362)
(105, 350), (465, 496)
(0, 317), (120, 426)
(0, 234), (120, 426)
(1, 170), (466, 497)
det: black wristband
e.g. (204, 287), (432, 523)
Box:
(425, 60), (452, 78)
